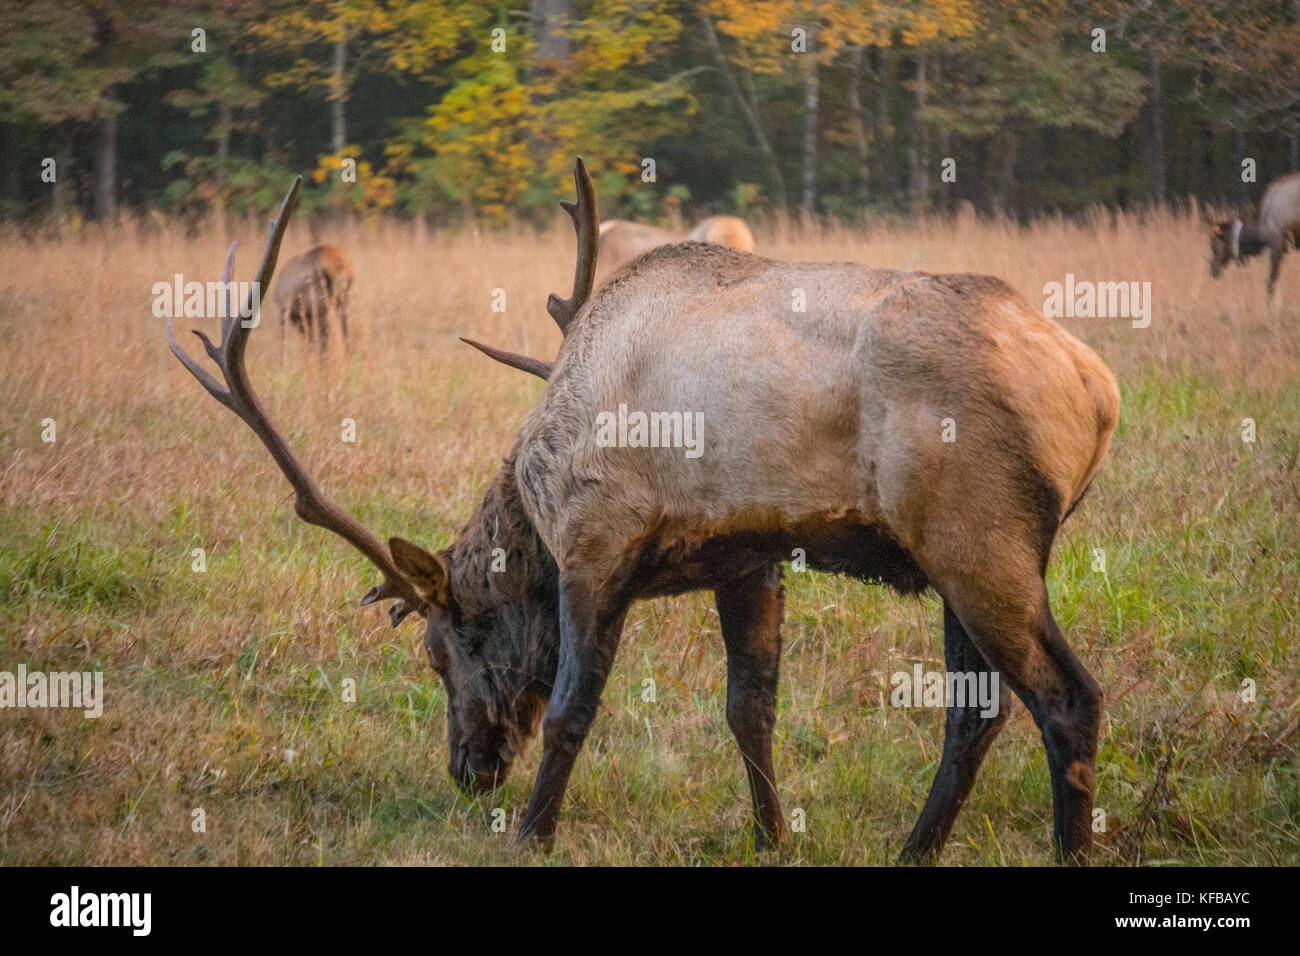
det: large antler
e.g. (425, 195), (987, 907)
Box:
(545, 156), (598, 335)
(167, 176), (427, 624)
(464, 157), (595, 379)
(459, 337), (553, 380)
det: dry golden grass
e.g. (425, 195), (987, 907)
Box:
(0, 204), (1296, 865)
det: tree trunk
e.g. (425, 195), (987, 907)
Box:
(1199, 120), (1213, 203)
(934, 48), (950, 212)
(1232, 108), (1247, 205)
(874, 47), (895, 205)
(532, 0), (572, 63)
(846, 45), (870, 201)
(801, 54), (819, 215)
(1147, 47), (1166, 201)
(697, 10), (786, 207)
(907, 53), (929, 211)
(331, 39), (347, 154)
(526, 0), (569, 163)
(1211, 122), (1227, 205)
(994, 137), (1018, 215)
(52, 127), (73, 220)
(94, 109), (118, 222)
(0, 124), (17, 208)
(216, 98), (232, 230)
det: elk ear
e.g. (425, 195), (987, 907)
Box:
(389, 536), (452, 607)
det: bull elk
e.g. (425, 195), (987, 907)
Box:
(168, 159), (1119, 863)
(1208, 171), (1300, 300)
(273, 244), (353, 351)
(598, 214), (754, 272)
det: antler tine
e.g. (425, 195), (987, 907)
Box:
(167, 176), (428, 620)
(546, 156), (599, 335)
(226, 182), (298, 371)
(166, 318), (230, 409)
(460, 337), (554, 380)
(217, 241), (238, 344)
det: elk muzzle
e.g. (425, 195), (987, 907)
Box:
(450, 742), (512, 793)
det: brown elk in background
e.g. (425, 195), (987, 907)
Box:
(1208, 171), (1300, 300)
(273, 244), (353, 351)
(687, 214), (755, 251)
(598, 214), (754, 274)
(169, 160), (1118, 863)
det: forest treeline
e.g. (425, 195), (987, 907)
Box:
(2, 0), (1298, 227)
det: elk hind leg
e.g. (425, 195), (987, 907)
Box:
(714, 564), (786, 849)
(942, 578), (1102, 864)
(899, 601), (1010, 863)
(335, 276), (350, 344)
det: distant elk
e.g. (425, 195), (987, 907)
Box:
(598, 215), (755, 272)
(168, 160), (1118, 863)
(273, 244), (353, 351)
(1208, 171), (1300, 300)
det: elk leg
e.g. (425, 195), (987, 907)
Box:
(518, 575), (628, 846)
(944, 584), (1102, 864)
(317, 308), (330, 356)
(899, 601), (1011, 863)
(714, 563), (786, 849)
(1267, 242), (1285, 301)
(338, 277), (351, 343)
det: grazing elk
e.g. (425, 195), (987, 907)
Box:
(168, 159), (1118, 863)
(687, 214), (756, 252)
(598, 214), (755, 272)
(1208, 171), (1300, 300)
(273, 244), (354, 351)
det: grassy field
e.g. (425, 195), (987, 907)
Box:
(0, 204), (1297, 866)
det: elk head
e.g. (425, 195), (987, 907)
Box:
(385, 526), (557, 794)
(166, 160), (598, 793)
(1208, 218), (1244, 277)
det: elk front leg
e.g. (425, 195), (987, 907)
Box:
(714, 564), (785, 849)
(899, 601), (1010, 863)
(518, 575), (627, 846)
(316, 307), (330, 356)
(1267, 242), (1286, 301)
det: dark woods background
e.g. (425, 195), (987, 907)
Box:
(2, 0), (1298, 229)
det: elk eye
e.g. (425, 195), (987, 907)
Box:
(455, 627), (484, 653)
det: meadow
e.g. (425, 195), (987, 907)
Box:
(0, 203), (1296, 865)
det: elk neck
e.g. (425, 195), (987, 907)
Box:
(1235, 217), (1267, 260)
(445, 452), (562, 697)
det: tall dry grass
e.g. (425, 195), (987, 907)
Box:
(0, 204), (1296, 865)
